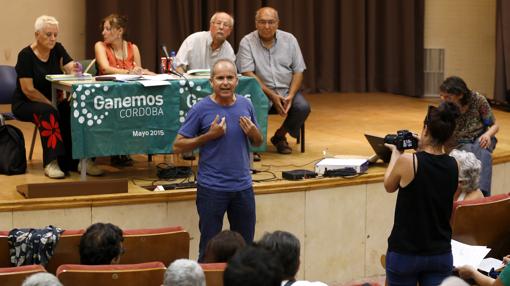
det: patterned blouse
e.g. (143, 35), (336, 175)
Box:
(453, 92), (495, 143)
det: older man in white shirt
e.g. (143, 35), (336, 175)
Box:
(175, 12), (235, 74)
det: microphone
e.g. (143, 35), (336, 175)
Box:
(161, 45), (170, 59)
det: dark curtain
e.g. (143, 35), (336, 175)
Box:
(495, 0), (510, 103)
(86, 0), (424, 96)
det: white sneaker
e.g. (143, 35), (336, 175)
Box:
(44, 160), (65, 179)
(78, 159), (105, 176)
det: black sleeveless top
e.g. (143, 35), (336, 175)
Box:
(388, 151), (458, 255)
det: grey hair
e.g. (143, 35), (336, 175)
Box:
(34, 15), (59, 32)
(22, 272), (63, 286)
(164, 259), (205, 286)
(210, 59), (238, 78)
(210, 12), (234, 27)
(450, 149), (481, 192)
(255, 7), (279, 21)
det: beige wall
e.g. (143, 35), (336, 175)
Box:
(425, 0), (497, 98)
(0, 0), (85, 66)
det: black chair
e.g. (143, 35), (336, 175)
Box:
(0, 65), (39, 160)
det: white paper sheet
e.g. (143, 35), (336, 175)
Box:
(451, 239), (491, 268)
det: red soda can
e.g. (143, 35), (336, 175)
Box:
(160, 57), (167, 74)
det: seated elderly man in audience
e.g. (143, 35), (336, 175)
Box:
(450, 149), (484, 201)
(79, 222), (124, 265)
(258, 230), (328, 286)
(164, 259), (205, 286)
(203, 230), (246, 263)
(174, 11), (235, 74)
(22, 272), (62, 286)
(224, 245), (283, 286)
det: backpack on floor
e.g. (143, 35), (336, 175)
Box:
(0, 121), (27, 175)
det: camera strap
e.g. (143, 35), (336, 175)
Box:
(412, 153), (417, 177)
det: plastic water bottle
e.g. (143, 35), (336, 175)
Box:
(169, 51), (176, 72)
(74, 61), (83, 77)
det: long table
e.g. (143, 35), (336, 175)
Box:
(52, 76), (268, 178)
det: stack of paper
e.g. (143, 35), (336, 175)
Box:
(45, 73), (93, 81)
(451, 239), (504, 272)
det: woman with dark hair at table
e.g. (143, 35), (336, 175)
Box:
(94, 13), (154, 167)
(12, 15), (103, 178)
(440, 76), (499, 196)
(384, 102), (460, 286)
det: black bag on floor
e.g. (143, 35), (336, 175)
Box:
(0, 123), (27, 175)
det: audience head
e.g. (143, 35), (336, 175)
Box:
(422, 102), (460, 146)
(255, 7), (279, 41)
(101, 14), (129, 42)
(79, 222), (124, 265)
(163, 259), (205, 286)
(22, 272), (62, 286)
(224, 245), (283, 286)
(34, 15), (59, 32)
(203, 230), (246, 263)
(209, 12), (233, 43)
(258, 230), (300, 279)
(34, 15), (59, 50)
(450, 149), (481, 192)
(439, 76), (472, 106)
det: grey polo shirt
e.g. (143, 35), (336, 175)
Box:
(175, 31), (235, 71)
(237, 29), (306, 96)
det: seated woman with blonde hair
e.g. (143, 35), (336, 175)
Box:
(449, 149), (484, 201)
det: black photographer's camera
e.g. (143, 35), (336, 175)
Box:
(384, 130), (418, 151)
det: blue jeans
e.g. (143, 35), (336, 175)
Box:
(386, 251), (453, 286)
(196, 185), (256, 262)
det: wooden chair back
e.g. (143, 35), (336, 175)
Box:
(0, 264), (46, 285)
(56, 261), (166, 286)
(200, 262), (226, 286)
(451, 193), (510, 258)
(46, 229), (84, 274)
(122, 226), (190, 266)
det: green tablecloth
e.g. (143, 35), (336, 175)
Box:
(70, 77), (268, 159)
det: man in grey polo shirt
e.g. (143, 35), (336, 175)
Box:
(175, 12), (235, 74)
(237, 6), (310, 155)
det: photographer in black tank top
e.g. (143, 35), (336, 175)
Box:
(383, 102), (460, 286)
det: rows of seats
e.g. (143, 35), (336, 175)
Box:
(0, 225), (215, 285)
(0, 261), (226, 286)
(451, 192), (510, 259)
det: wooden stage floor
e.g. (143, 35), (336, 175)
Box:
(1, 92), (510, 206)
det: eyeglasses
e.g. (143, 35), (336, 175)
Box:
(212, 75), (237, 83)
(256, 19), (277, 26)
(212, 21), (232, 28)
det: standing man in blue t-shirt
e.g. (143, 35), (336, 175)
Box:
(172, 59), (263, 261)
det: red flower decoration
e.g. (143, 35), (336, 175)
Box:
(40, 114), (63, 149)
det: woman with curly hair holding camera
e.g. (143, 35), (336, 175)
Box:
(384, 102), (460, 286)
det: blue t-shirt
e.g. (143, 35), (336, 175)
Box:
(178, 95), (259, 191)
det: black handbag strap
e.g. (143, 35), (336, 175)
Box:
(284, 280), (296, 286)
